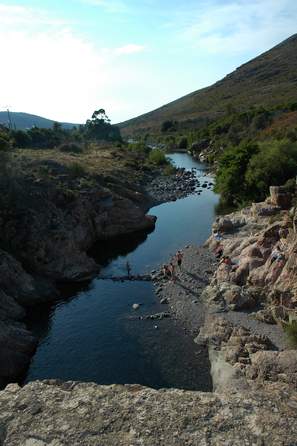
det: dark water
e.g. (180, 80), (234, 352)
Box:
(25, 153), (219, 390)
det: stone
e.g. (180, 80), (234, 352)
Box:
(132, 304), (140, 310)
(270, 186), (292, 209)
(0, 380), (297, 445)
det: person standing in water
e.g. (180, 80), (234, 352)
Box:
(126, 261), (131, 278)
(176, 250), (183, 270)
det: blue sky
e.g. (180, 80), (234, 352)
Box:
(0, 0), (296, 123)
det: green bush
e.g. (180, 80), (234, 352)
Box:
(148, 149), (167, 165)
(163, 164), (176, 176)
(68, 162), (86, 178)
(178, 136), (188, 150)
(215, 139), (297, 205)
(283, 320), (297, 348)
(245, 140), (297, 200)
(58, 142), (83, 154)
(0, 135), (10, 151)
(128, 142), (150, 156)
(214, 142), (259, 204)
(161, 120), (178, 132)
(283, 177), (296, 193)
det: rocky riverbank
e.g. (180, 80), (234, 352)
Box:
(2, 150), (297, 443)
(146, 167), (214, 204)
(152, 186), (297, 398)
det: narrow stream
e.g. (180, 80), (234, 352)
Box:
(25, 153), (219, 390)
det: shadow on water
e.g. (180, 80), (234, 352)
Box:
(88, 229), (152, 267)
(24, 153), (217, 391)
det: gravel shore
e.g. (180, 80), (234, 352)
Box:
(152, 245), (216, 334)
(153, 245), (288, 350)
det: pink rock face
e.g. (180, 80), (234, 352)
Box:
(209, 200), (297, 305)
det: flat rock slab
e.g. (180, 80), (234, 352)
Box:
(1, 380), (297, 445)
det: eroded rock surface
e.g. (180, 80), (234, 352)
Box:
(1, 380), (297, 446)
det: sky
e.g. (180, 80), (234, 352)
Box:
(0, 0), (296, 124)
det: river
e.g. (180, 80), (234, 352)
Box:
(25, 153), (219, 391)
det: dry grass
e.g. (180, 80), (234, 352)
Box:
(120, 34), (297, 136)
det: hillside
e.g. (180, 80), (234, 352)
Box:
(120, 34), (297, 136)
(0, 111), (79, 130)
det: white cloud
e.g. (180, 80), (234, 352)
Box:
(81, 0), (128, 13)
(0, 3), (69, 27)
(0, 3), (150, 123)
(178, 0), (297, 55)
(114, 44), (145, 55)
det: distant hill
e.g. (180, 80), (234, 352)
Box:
(120, 34), (297, 136)
(0, 112), (80, 130)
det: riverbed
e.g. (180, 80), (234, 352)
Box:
(25, 153), (219, 390)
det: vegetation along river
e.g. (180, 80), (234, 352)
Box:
(25, 153), (219, 391)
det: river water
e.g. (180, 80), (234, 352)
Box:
(25, 153), (219, 390)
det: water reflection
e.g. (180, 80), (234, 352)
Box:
(25, 153), (218, 390)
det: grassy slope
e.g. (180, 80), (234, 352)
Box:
(120, 34), (297, 136)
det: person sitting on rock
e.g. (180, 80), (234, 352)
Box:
(220, 256), (232, 266)
(271, 245), (284, 264)
(214, 243), (223, 259)
(213, 230), (223, 242)
(219, 255), (239, 271)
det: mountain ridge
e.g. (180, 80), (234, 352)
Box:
(0, 111), (80, 130)
(119, 33), (297, 135)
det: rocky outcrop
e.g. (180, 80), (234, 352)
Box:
(1, 180), (155, 283)
(1, 380), (297, 446)
(206, 191), (297, 311)
(197, 315), (297, 391)
(0, 252), (40, 388)
(0, 148), (159, 387)
(269, 185), (292, 209)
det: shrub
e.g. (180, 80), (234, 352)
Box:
(58, 142), (83, 154)
(178, 137), (188, 150)
(214, 142), (259, 204)
(68, 162), (86, 178)
(148, 149), (167, 165)
(12, 130), (32, 148)
(128, 142), (150, 155)
(163, 164), (176, 176)
(161, 120), (178, 132)
(245, 140), (297, 200)
(283, 320), (297, 348)
(283, 177), (296, 193)
(0, 135), (10, 151)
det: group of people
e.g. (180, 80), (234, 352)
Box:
(162, 250), (183, 282)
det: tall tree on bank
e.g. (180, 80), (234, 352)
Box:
(85, 109), (121, 142)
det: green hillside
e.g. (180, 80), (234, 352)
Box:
(120, 34), (297, 136)
(0, 112), (79, 130)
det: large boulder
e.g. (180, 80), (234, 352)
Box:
(270, 186), (292, 209)
(202, 283), (257, 311)
(247, 350), (297, 387)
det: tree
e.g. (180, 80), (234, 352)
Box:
(85, 109), (121, 142)
(161, 120), (178, 132)
(91, 109), (110, 123)
(214, 142), (259, 204)
(12, 130), (32, 148)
